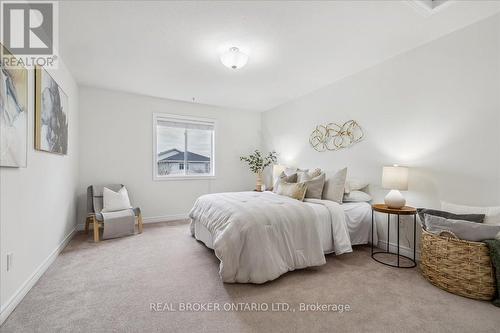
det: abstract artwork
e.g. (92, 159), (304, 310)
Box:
(0, 46), (28, 167)
(35, 67), (68, 155)
(309, 120), (364, 152)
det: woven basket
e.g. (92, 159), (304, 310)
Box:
(420, 229), (496, 300)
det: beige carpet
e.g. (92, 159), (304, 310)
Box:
(2, 221), (499, 332)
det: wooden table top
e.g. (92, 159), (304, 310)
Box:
(372, 204), (417, 215)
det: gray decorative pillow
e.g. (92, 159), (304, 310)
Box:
(272, 172), (297, 192)
(297, 168), (321, 181)
(299, 172), (326, 199)
(424, 215), (500, 242)
(322, 168), (348, 204)
(285, 167), (307, 176)
(417, 208), (485, 224)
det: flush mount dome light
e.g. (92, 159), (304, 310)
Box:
(220, 47), (248, 69)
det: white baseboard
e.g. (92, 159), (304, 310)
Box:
(75, 214), (189, 231)
(0, 227), (76, 325)
(377, 239), (421, 261)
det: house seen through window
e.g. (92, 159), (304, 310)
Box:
(154, 114), (215, 179)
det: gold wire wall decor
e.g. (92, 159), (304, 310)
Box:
(309, 120), (364, 152)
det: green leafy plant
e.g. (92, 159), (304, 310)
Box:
(240, 150), (277, 174)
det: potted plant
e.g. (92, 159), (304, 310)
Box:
(240, 150), (277, 191)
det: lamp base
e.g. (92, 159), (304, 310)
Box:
(384, 190), (406, 209)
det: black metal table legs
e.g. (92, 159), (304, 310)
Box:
(371, 211), (417, 268)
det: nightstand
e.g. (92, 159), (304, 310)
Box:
(371, 204), (417, 268)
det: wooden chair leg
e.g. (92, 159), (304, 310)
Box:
(138, 213), (144, 234)
(93, 216), (100, 242)
(85, 217), (90, 234)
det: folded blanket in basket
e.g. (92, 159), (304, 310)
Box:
(484, 239), (500, 307)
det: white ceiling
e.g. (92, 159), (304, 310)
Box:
(60, 1), (500, 111)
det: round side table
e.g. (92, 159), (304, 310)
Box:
(371, 204), (417, 268)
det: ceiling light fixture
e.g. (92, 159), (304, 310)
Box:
(220, 47), (248, 70)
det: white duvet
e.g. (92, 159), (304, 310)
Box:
(189, 191), (352, 283)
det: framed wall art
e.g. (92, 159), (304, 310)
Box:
(35, 67), (69, 155)
(0, 45), (28, 167)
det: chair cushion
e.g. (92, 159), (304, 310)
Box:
(95, 207), (141, 221)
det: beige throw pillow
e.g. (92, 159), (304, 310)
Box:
(322, 168), (348, 203)
(298, 171), (326, 199)
(275, 180), (308, 201)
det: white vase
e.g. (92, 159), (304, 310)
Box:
(384, 189), (406, 209)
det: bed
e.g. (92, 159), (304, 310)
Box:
(189, 191), (376, 284)
(307, 200), (376, 253)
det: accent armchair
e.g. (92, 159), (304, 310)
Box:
(85, 184), (143, 242)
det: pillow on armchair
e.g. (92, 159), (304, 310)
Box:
(102, 186), (132, 212)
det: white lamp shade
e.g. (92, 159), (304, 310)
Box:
(382, 165), (408, 191)
(272, 164), (286, 184)
(220, 47), (248, 69)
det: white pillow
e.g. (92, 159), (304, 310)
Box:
(322, 168), (348, 203)
(344, 179), (369, 194)
(102, 186), (132, 212)
(441, 202), (500, 226)
(343, 190), (372, 202)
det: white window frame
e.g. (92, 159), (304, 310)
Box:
(153, 113), (216, 181)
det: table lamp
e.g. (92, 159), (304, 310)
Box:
(382, 165), (409, 209)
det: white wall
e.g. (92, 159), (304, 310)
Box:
(0, 60), (79, 320)
(262, 14), (500, 249)
(1, 12), (498, 323)
(78, 87), (261, 223)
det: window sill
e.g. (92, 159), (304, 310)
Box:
(153, 175), (216, 181)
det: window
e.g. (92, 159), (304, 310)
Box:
(153, 113), (215, 180)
